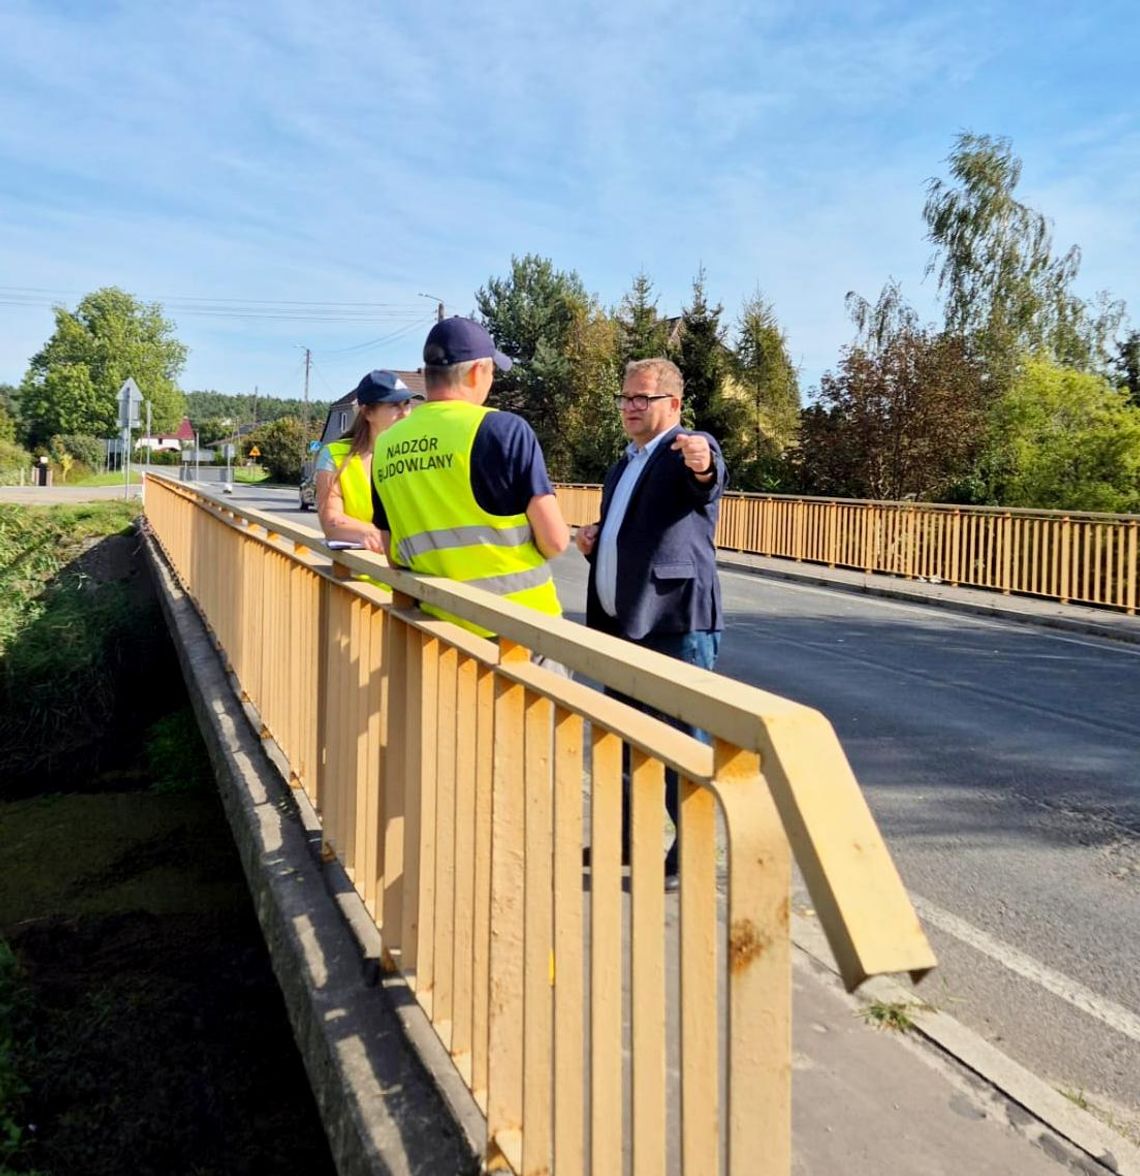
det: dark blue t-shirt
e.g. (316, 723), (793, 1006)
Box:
(371, 409), (553, 529)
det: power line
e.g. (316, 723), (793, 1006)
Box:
(314, 316), (435, 360)
(0, 288), (429, 324)
(0, 285), (428, 309)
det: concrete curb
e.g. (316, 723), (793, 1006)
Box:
(792, 914), (1140, 1176)
(715, 553), (1140, 646)
(142, 528), (481, 1176)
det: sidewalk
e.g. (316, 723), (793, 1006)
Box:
(0, 484), (143, 504)
(787, 914), (1135, 1174)
(711, 550), (1139, 1172)
(717, 548), (1140, 646)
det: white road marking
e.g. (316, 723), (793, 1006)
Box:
(911, 892), (1140, 1043)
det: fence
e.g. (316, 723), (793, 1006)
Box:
(143, 472), (935, 1175)
(554, 486), (1140, 614)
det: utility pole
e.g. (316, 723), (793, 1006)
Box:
(418, 292), (445, 322)
(301, 347), (312, 472)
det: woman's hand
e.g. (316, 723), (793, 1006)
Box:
(358, 525), (385, 553)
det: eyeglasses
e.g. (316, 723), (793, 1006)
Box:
(613, 394), (671, 411)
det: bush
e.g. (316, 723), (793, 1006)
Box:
(144, 708), (212, 793)
(50, 434), (104, 471)
(145, 448), (182, 466)
(245, 417), (314, 483)
(982, 357), (1140, 511)
(0, 439), (32, 485)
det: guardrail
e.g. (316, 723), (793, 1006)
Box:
(554, 485), (1140, 614)
(144, 472), (935, 1175)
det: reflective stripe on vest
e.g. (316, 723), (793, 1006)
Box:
(373, 401), (561, 634)
(325, 440), (373, 522)
(395, 522), (534, 564)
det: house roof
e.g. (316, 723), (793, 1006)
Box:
(328, 369), (426, 407)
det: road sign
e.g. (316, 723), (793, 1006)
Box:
(249, 445), (262, 458)
(117, 378), (143, 428)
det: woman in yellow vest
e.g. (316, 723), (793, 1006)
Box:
(316, 370), (418, 551)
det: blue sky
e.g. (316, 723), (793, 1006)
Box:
(1, 0), (1137, 404)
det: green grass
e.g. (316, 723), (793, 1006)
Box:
(232, 465), (268, 484)
(69, 469), (145, 486)
(1059, 1086), (1089, 1111)
(858, 998), (932, 1032)
(145, 709), (214, 794)
(0, 502), (142, 780)
(0, 939), (41, 1173)
(0, 501), (138, 650)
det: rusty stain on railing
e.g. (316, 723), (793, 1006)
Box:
(143, 472), (935, 1175)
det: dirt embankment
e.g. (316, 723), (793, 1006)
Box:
(1, 516), (335, 1176)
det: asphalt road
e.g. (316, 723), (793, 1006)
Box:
(224, 482), (1140, 1143)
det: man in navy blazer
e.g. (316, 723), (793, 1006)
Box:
(577, 357), (727, 888)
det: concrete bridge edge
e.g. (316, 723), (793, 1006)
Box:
(141, 528), (483, 1176)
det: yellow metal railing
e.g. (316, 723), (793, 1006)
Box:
(144, 472), (935, 1175)
(555, 485), (1140, 614)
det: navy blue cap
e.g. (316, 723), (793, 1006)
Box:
(353, 370), (414, 405)
(423, 316), (512, 371)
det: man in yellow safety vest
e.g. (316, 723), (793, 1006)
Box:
(371, 317), (569, 635)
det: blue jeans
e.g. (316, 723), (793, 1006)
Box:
(606, 630), (722, 871)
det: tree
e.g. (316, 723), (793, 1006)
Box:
(475, 254), (594, 478)
(195, 415), (236, 446)
(19, 288), (188, 445)
(615, 271), (672, 366)
(1114, 330), (1140, 406)
(844, 279), (920, 355)
(676, 268), (750, 472)
(0, 384), (18, 442)
(676, 267), (723, 425)
(245, 417), (312, 483)
(924, 134), (1125, 380)
(796, 310), (989, 502)
(184, 391), (331, 435)
(561, 305), (626, 482)
(731, 293), (800, 486)
(980, 357), (1140, 511)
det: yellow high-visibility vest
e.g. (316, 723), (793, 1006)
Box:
(324, 439), (389, 591)
(373, 401), (561, 635)
(324, 440), (373, 522)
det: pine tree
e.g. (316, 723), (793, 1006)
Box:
(676, 269), (747, 466)
(615, 271), (670, 366)
(732, 293), (800, 481)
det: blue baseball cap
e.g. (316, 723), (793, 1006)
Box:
(353, 370), (414, 405)
(423, 316), (513, 371)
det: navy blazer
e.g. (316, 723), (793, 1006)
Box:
(585, 425), (726, 641)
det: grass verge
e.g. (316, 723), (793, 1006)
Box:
(69, 470), (145, 486)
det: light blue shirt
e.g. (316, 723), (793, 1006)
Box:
(595, 430), (671, 618)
